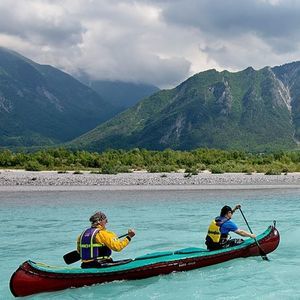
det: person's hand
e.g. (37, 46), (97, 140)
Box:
(250, 233), (256, 239)
(127, 229), (135, 238)
(235, 204), (241, 210)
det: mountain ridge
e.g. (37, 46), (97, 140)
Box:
(71, 62), (300, 152)
(2, 46), (300, 152)
(0, 47), (117, 147)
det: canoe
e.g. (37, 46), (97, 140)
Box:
(10, 224), (279, 297)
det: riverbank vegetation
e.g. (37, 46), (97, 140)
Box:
(0, 148), (299, 174)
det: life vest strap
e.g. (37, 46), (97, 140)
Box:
(80, 243), (104, 248)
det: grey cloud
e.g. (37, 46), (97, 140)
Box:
(77, 36), (191, 87)
(0, 1), (84, 47)
(1, 0), (300, 88)
(162, 0), (300, 53)
(0, 0), (191, 87)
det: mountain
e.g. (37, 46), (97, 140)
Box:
(71, 63), (300, 152)
(0, 47), (117, 147)
(78, 76), (159, 110)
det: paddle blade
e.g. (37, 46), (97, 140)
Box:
(256, 242), (270, 261)
(260, 250), (270, 261)
(63, 250), (81, 264)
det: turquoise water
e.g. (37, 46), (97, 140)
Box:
(1, 188), (299, 299)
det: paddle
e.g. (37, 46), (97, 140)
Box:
(63, 250), (80, 265)
(63, 233), (128, 265)
(238, 208), (269, 261)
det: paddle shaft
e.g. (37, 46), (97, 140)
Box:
(63, 233), (128, 265)
(238, 208), (269, 261)
(117, 233), (128, 239)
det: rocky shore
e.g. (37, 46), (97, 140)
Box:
(0, 170), (299, 190)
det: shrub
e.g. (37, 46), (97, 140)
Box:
(115, 166), (132, 173)
(210, 166), (225, 174)
(100, 165), (118, 174)
(281, 167), (289, 173)
(265, 170), (281, 175)
(194, 163), (206, 171)
(24, 161), (42, 171)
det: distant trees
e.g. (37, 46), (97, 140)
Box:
(0, 148), (299, 174)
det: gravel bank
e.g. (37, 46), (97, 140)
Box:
(0, 170), (299, 190)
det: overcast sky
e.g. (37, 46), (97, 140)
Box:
(1, 0), (300, 88)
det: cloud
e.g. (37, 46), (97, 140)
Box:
(0, 0), (84, 46)
(162, 0), (300, 57)
(0, 0), (300, 87)
(70, 1), (192, 87)
(0, 0), (192, 87)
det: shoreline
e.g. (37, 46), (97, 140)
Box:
(0, 170), (299, 191)
(0, 184), (299, 192)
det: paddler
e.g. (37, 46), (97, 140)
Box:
(77, 211), (135, 268)
(205, 204), (256, 250)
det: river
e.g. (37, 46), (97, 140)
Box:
(0, 187), (299, 299)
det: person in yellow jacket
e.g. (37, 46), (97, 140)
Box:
(77, 211), (135, 268)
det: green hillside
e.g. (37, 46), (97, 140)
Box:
(71, 64), (300, 152)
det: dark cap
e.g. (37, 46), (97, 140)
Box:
(220, 205), (232, 217)
(89, 211), (107, 224)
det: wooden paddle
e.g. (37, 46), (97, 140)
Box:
(63, 233), (128, 265)
(238, 208), (269, 261)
